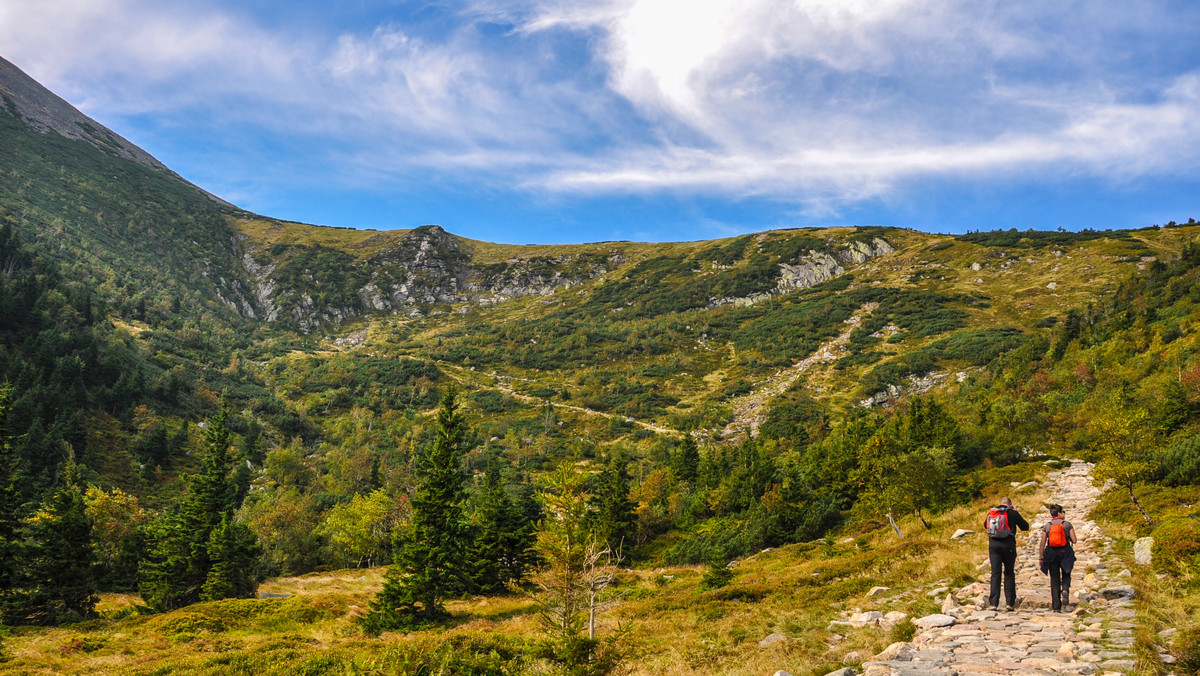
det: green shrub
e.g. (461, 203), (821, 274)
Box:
(1173, 625), (1200, 675)
(889, 617), (917, 643)
(699, 559), (734, 591)
(1154, 518), (1200, 574)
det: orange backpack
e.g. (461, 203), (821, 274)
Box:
(1047, 518), (1068, 548)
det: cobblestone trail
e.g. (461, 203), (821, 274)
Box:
(857, 460), (1140, 676)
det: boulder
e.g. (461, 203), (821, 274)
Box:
(940, 593), (958, 614)
(773, 672), (796, 676)
(866, 586), (890, 597)
(1134, 537), (1154, 565)
(950, 529), (973, 539)
(759, 633), (789, 648)
(1100, 585), (1136, 600)
(913, 614), (956, 629)
(849, 611), (884, 626)
(821, 669), (856, 676)
(883, 611), (909, 624)
(874, 642), (915, 661)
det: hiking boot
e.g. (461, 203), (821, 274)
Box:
(1002, 604), (1014, 612)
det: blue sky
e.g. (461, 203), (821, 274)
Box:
(2, 0), (1199, 244)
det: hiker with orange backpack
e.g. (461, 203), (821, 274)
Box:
(985, 497), (1030, 611)
(1039, 504), (1077, 612)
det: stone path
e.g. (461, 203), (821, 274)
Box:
(856, 460), (1140, 676)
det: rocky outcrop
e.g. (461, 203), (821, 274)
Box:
(710, 237), (893, 308)
(241, 225), (618, 331)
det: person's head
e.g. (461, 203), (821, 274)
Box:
(1000, 497), (1013, 508)
(1049, 504), (1063, 517)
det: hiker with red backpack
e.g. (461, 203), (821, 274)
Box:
(1039, 504), (1078, 612)
(985, 497), (1030, 611)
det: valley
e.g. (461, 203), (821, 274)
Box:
(1, 54), (1199, 675)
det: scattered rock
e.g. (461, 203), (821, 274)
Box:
(874, 642), (915, 662)
(758, 633), (789, 648)
(849, 611), (884, 625)
(950, 529), (973, 539)
(883, 611), (909, 624)
(913, 614), (956, 629)
(1134, 537), (1154, 565)
(842, 651), (862, 664)
(821, 669), (856, 676)
(866, 586), (890, 598)
(940, 594), (958, 614)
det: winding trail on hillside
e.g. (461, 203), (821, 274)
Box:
(723, 302), (878, 440)
(445, 365), (681, 436)
(859, 460), (1139, 676)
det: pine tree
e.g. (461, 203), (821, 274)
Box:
(140, 401), (256, 610)
(8, 458), (97, 625)
(200, 513), (261, 601)
(670, 435), (699, 484)
(473, 459), (537, 593)
(0, 388), (22, 592)
(363, 388), (473, 634)
(590, 451), (636, 555)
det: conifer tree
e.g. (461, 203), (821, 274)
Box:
(8, 457), (97, 625)
(200, 513), (261, 601)
(0, 388), (21, 593)
(670, 435), (699, 484)
(363, 388), (473, 634)
(140, 401), (258, 610)
(473, 458), (537, 593)
(590, 451), (636, 554)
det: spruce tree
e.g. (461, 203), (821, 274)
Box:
(9, 458), (97, 625)
(0, 388), (21, 592)
(590, 451), (636, 554)
(473, 459), (537, 593)
(363, 388), (473, 634)
(200, 513), (261, 601)
(670, 435), (699, 484)
(140, 402), (256, 610)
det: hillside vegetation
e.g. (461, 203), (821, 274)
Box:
(2, 57), (1200, 674)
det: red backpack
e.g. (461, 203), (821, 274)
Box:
(1047, 518), (1068, 548)
(986, 506), (1012, 539)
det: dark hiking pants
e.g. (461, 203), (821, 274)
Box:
(989, 539), (1017, 608)
(1045, 547), (1075, 611)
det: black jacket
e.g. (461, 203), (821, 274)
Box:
(985, 507), (1029, 547)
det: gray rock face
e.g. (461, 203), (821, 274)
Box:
(710, 237), (893, 308)
(244, 225), (617, 331)
(1133, 537), (1153, 565)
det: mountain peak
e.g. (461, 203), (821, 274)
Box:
(0, 56), (167, 172)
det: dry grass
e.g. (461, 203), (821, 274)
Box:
(0, 462), (1058, 675)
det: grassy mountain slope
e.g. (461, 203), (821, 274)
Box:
(4, 54), (1200, 675)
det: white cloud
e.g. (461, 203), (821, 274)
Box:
(0, 0), (1198, 214)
